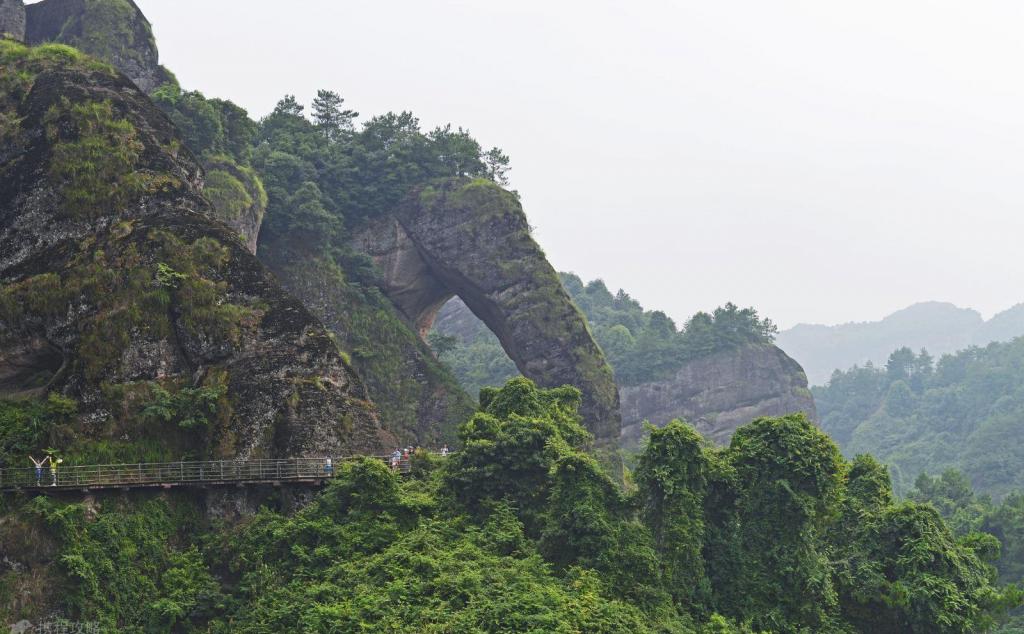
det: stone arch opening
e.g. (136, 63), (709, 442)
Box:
(353, 178), (621, 441)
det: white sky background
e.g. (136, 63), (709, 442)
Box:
(124, 0), (1024, 328)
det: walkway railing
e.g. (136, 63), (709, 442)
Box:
(0, 455), (419, 492)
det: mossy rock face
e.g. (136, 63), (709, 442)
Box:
(25, 0), (167, 92)
(0, 41), (392, 468)
(353, 177), (622, 441)
(202, 154), (267, 254)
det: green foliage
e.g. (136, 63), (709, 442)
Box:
(832, 500), (1016, 634)
(445, 378), (590, 528)
(251, 92), (511, 250)
(816, 339), (1024, 497)
(151, 84), (256, 162)
(28, 496), (221, 633)
(141, 383), (227, 429)
(719, 415), (844, 631)
(634, 421), (711, 611)
(0, 394), (77, 468)
(2, 382), (1017, 632)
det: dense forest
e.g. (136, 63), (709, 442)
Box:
(431, 273), (779, 396)
(5, 378), (1020, 633)
(816, 338), (1024, 498)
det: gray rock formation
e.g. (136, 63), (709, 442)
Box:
(203, 155), (266, 254)
(25, 0), (167, 93)
(0, 41), (391, 462)
(619, 344), (817, 446)
(353, 178), (622, 442)
(0, 0), (24, 41)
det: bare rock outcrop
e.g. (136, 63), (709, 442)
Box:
(0, 42), (391, 462)
(619, 344), (817, 446)
(24, 0), (167, 93)
(354, 178), (622, 441)
(0, 0), (24, 41)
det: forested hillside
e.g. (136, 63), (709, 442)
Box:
(432, 273), (778, 397)
(816, 339), (1024, 497)
(5, 378), (1019, 633)
(779, 302), (1024, 385)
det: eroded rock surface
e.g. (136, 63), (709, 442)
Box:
(25, 0), (167, 92)
(0, 43), (390, 461)
(354, 178), (621, 441)
(619, 343), (817, 446)
(203, 155), (267, 254)
(0, 0), (24, 41)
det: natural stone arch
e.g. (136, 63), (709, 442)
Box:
(354, 178), (622, 441)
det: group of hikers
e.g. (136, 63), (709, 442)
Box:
(388, 444), (449, 471)
(28, 454), (63, 487)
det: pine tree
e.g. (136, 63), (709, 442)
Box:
(312, 89), (357, 140)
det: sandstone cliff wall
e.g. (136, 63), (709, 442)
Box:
(619, 343), (817, 446)
(0, 42), (391, 463)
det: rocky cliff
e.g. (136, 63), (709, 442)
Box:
(353, 179), (622, 442)
(24, 0), (166, 93)
(0, 0), (24, 41)
(258, 237), (477, 446)
(0, 42), (391, 463)
(619, 343), (817, 446)
(202, 154), (266, 254)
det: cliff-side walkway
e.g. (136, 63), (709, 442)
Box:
(0, 456), (424, 492)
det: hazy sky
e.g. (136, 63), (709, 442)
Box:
(125, 0), (1024, 328)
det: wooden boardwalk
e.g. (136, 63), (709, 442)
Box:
(0, 456), (414, 493)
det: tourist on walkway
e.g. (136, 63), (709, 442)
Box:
(48, 456), (61, 487)
(324, 457), (334, 477)
(29, 455), (48, 486)
(441, 444), (449, 457)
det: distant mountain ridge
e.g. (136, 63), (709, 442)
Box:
(778, 301), (1024, 385)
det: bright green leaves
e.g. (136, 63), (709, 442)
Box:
(635, 421), (711, 609)
(0, 394), (77, 468)
(141, 383), (227, 429)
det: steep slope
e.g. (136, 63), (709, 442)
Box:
(353, 179), (622, 442)
(0, 42), (390, 465)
